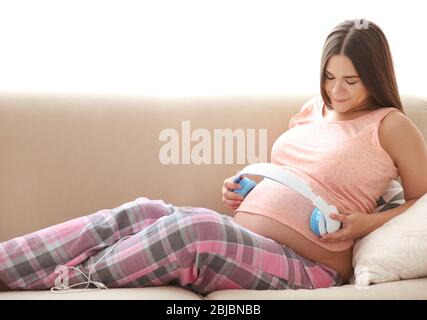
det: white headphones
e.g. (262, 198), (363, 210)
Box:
(233, 163), (342, 236)
(50, 235), (133, 293)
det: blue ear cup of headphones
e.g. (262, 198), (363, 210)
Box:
(233, 176), (257, 197)
(309, 208), (326, 237)
(310, 207), (342, 236)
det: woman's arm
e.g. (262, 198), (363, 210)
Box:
(321, 110), (427, 242)
(384, 111), (427, 201)
(369, 198), (418, 230)
(319, 199), (418, 242)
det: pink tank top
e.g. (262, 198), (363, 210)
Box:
(236, 95), (399, 252)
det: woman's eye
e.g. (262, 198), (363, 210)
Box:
(325, 74), (357, 85)
(346, 81), (357, 85)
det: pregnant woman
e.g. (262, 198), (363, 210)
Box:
(1, 19), (426, 295)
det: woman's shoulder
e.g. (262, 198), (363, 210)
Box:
(379, 108), (415, 140)
(288, 95), (322, 129)
(379, 107), (407, 127)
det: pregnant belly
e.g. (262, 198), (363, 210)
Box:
(232, 211), (353, 283)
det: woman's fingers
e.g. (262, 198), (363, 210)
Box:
(223, 199), (241, 210)
(224, 178), (241, 191)
(222, 175), (245, 209)
(224, 190), (244, 201)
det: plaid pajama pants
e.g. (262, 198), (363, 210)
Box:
(0, 197), (342, 295)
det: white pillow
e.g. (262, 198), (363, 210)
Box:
(352, 193), (427, 289)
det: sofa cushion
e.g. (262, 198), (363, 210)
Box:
(205, 278), (427, 300)
(2, 278), (426, 300)
(0, 286), (202, 300)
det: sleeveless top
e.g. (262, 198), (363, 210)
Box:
(236, 95), (399, 252)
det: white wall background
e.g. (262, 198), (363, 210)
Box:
(0, 0), (425, 96)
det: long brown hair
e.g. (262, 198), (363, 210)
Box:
(320, 19), (404, 114)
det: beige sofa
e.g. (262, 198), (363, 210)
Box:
(1, 92), (426, 300)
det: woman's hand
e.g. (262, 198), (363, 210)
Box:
(319, 208), (375, 242)
(222, 175), (245, 211)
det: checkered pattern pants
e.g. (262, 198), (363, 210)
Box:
(0, 197), (342, 295)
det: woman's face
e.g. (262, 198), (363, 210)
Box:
(324, 54), (371, 113)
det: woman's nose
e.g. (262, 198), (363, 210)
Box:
(331, 81), (347, 95)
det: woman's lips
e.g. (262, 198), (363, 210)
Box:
(333, 98), (349, 103)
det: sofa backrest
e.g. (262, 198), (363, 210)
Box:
(1, 92), (426, 242)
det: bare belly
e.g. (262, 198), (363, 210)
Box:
(233, 211), (353, 283)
